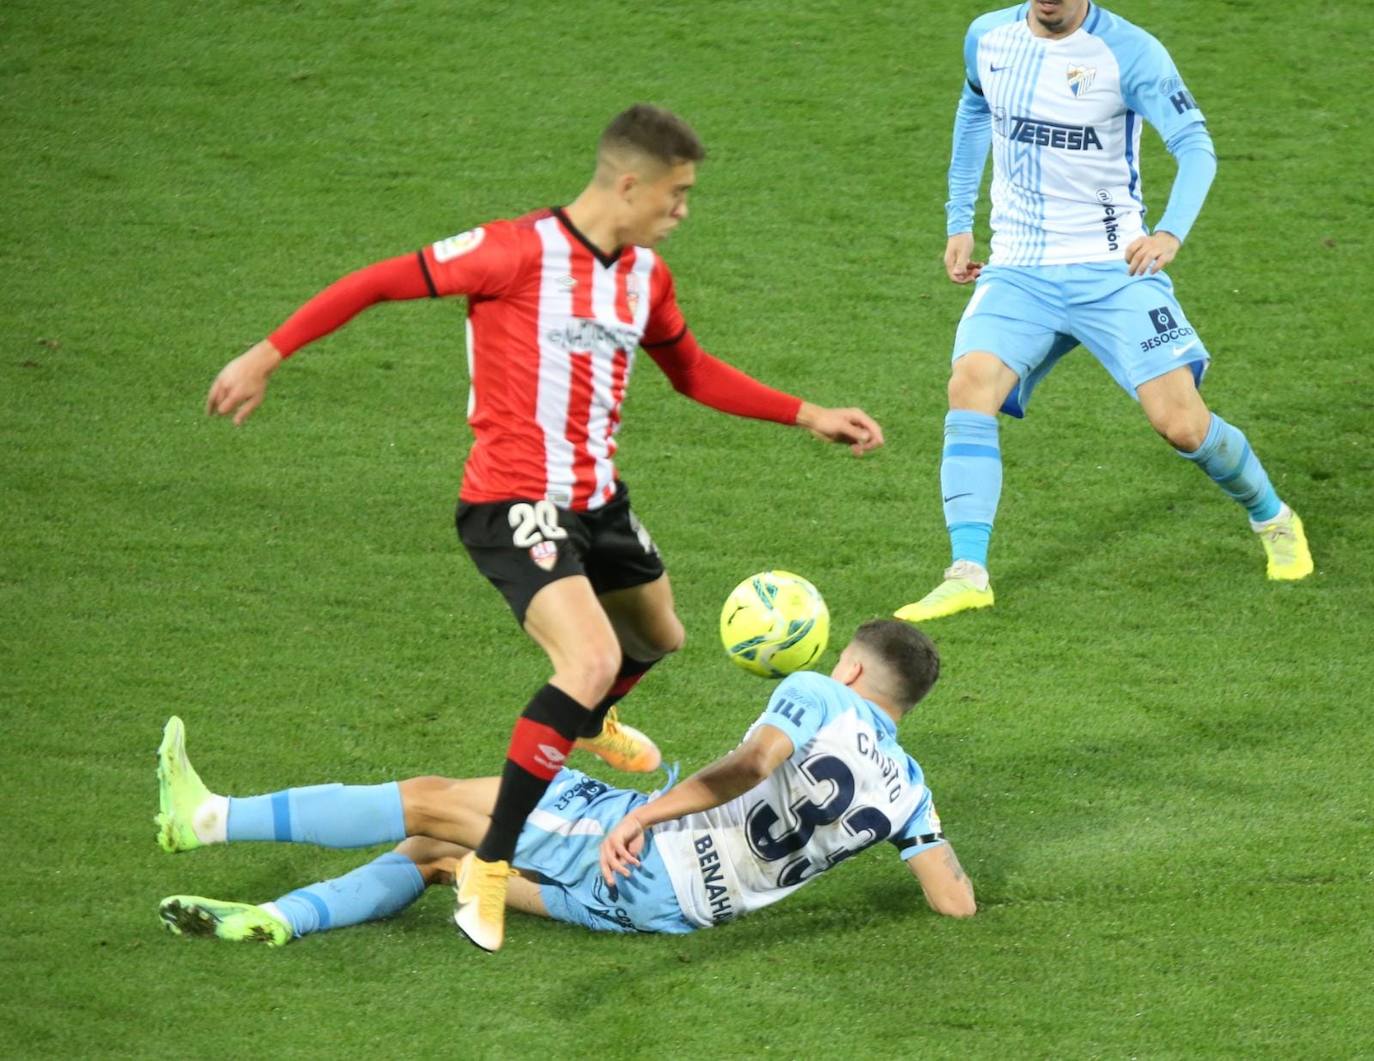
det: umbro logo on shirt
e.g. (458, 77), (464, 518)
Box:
(556, 274), (577, 289)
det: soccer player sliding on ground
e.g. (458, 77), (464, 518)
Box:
(203, 104), (882, 951)
(155, 621), (973, 944)
(896, 0), (1312, 624)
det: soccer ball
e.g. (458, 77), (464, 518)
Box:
(719, 570), (829, 678)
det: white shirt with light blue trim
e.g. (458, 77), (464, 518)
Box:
(653, 671), (946, 930)
(951, 2), (1207, 266)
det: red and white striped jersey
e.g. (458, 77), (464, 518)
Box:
(420, 207), (686, 512)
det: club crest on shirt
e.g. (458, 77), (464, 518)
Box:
(625, 274), (641, 316)
(1066, 64), (1096, 97)
(529, 540), (558, 571)
(432, 227), (485, 263)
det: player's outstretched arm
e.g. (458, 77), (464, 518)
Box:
(907, 843), (976, 918)
(600, 725), (795, 885)
(206, 253), (437, 425)
(644, 331), (882, 456)
(206, 339), (284, 426)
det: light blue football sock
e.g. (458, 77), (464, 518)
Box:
(1177, 413), (1281, 522)
(941, 410), (1002, 568)
(270, 852), (426, 938)
(227, 782), (406, 848)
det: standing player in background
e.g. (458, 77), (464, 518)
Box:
(896, 0), (1312, 624)
(203, 104), (883, 952)
(154, 621), (973, 945)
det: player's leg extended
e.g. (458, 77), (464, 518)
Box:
(457, 575), (620, 951)
(575, 574), (685, 772)
(895, 352), (1016, 623)
(156, 716), (409, 852)
(1138, 367), (1312, 580)
(157, 719), (509, 853)
(160, 837), (549, 947)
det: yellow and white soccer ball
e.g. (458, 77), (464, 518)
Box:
(719, 570), (829, 678)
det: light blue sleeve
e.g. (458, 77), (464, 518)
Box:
(946, 84), (992, 236)
(752, 671), (836, 752)
(1108, 25), (1213, 241)
(945, 13), (1006, 236)
(1155, 126), (1217, 241)
(891, 772), (947, 861)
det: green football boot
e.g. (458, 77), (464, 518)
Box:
(155, 716), (212, 853)
(1254, 507), (1314, 581)
(895, 560), (995, 623)
(159, 896), (291, 947)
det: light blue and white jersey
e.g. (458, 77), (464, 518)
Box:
(653, 671), (946, 929)
(952, 3), (1207, 266)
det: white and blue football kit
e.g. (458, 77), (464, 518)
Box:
(210, 674), (952, 939)
(522, 670), (947, 933)
(949, 1), (1215, 413)
(929, 2), (1285, 576)
(652, 671), (946, 930)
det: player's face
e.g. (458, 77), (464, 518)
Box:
(1028, 0), (1088, 37)
(625, 160), (695, 246)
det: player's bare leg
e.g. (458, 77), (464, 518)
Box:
(400, 776), (501, 845)
(408, 837), (550, 919)
(1139, 365), (1311, 580)
(572, 575), (686, 772)
(459, 576), (619, 952)
(898, 352), (1016, 622)
(599, 575), (686, 663)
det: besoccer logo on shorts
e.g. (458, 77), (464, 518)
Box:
(1150, 306), (1179, 334)
(1139, 306), (1195, 352)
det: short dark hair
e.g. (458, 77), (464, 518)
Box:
(599, 104), (705, 167)
(851, 620), (941, 710)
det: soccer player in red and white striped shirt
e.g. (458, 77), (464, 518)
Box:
(206, 104), (883, 951)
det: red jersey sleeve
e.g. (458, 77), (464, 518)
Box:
(640, 258), (688, 347)
(640, 257), (800, 424)
(268, 253), (432, 357)
(645, 330), (802, 425)
(418, 221), (532, 299)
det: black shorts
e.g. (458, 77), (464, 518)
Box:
(456, 481), (666, 625)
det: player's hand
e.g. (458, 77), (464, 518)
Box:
(1125, 231), (1180, 276)
(944, 233), (983, 284)
(600, 814), (647, 887)
(206, 340), (283, 426)
(796, 403), (884, 457)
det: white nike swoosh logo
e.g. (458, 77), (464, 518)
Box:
(1171, 338), (1199, 358)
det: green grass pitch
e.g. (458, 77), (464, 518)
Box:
(3, 0), (1372, 1055)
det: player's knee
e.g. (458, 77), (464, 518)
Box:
(947, 357), (1004, 413)
(645, 613), (686, 658)
(399, 776), (454, 834)
(555, 644), (622, 704)
(1150, 407), (1208, 451)
(393, 836), (460, 885)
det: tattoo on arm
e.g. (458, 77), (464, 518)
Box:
(943, 845), (967, 882)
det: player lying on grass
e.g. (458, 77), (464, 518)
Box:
(156, 621), (975, 945)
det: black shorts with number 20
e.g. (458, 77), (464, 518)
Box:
(456, 481), (665, 625)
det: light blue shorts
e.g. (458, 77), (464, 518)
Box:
(952, 262), (1210, 418)
(514, 768), (694, 935)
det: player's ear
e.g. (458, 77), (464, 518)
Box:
(832, 655), (863, 688)
(616, 169), (640, 202)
